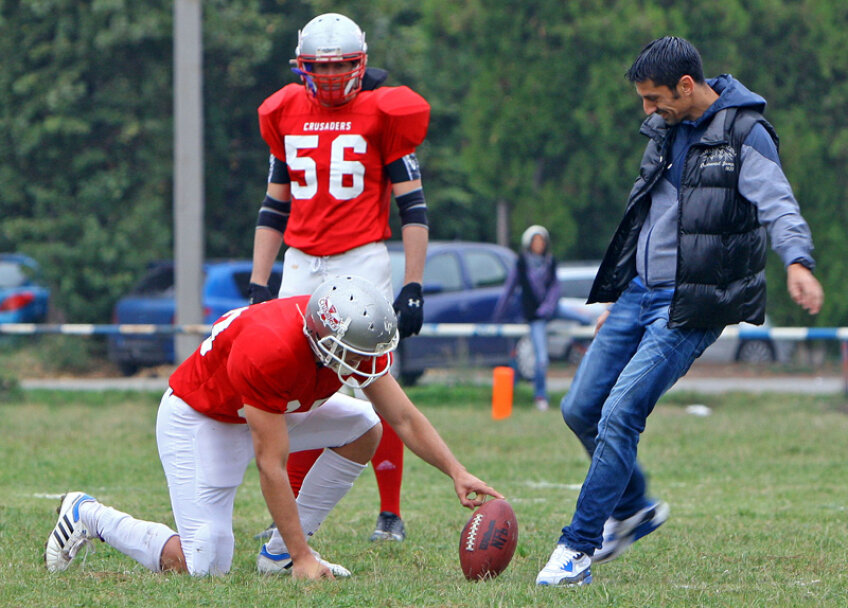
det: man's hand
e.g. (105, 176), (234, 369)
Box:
(787, 263), (824, 315)
(393, 282), (424, 339)
(248, 282), (273, 305)
(594, 309), (610, 336)
(291, 554), (334, 581)
(452, 470), (504, 509)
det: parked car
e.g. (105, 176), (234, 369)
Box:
(108, 260), (283, 375)
(514, 262), (603, 380)
(0, 253), (50, 324)
(515, 261), (790, 379)
(388, 240), (523, 385)
(700, 317), (794, 364)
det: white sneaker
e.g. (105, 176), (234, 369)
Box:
(534, 397), (550, 411)
(257, 544), (351, 577)
(535, 543), (592, 586)
(593, 500), (670, 564)
(44, 492), (97, 573)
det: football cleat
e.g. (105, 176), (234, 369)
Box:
(44, 492), (97, 573)
(536, 543), (592, 586)
(369, 511), (406, 542)
(257, 544), (351, 577)
(592, 500), (670, 564)
(254, 522), (276, 540)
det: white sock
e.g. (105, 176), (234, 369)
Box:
(80, 499), (177, 572)
(266, 450), (367, 554)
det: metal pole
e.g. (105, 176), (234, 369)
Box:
(173, 0), (205, 361)
(496, 199), (509, 247)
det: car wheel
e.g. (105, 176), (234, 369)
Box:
(399, 371), (423, 386)
(735, 339), (775, 363)
(514, 335), (535, 381)
(118, 361), (139, 377)
(390, 344), (423, 386)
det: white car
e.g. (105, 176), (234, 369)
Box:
(515, 263), (603, 380)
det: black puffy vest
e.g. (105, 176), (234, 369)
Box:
(589, 108), (777, 329)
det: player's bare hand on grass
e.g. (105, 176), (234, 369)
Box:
(291, 557), (334, 581)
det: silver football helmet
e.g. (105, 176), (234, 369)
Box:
(294, 13), (367, 107)
(303, 275), (398, 388)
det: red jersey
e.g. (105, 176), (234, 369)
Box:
(258, 83), (430, 256)
(169, 296), (343, 424)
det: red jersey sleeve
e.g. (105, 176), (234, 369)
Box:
(227, 327), (297, 414)
(257, 84), (302, 162)
(375, 86), (430, 165)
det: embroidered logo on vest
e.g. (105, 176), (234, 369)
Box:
(700, 146), (736, 172)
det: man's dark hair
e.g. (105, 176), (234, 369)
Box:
(625, 36), (705, 89)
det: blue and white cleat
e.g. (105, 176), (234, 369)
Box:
(593, 500), (670, 564)
(535, 543), (592, 586)
(257, 544), (351, 577)
(44, 492), (97, 573)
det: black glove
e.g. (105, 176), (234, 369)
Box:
(393, 282), (424, 339)
(248, 282), (273, 305)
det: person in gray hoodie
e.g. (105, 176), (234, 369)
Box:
(537, 36), (823, 587)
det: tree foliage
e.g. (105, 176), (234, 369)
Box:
(1, 0), (845, 325)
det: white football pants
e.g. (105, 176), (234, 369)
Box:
(278, 240), (393, 301)
(155, 388), (379, 575)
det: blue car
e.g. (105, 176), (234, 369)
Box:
(388, 240), (522, 385)
(107, 260), (283, 375)
(0, 253), (50, 324)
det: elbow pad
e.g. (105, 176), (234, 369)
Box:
(395, 189), (428, 229)
(256, 194), (290, 234)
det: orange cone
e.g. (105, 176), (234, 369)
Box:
(492, 366), (514, 420)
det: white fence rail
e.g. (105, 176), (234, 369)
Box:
(2, 322), (848, 341)
(3, 322), (847, 393)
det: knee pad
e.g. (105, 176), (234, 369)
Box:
(186, 523), (234, 576)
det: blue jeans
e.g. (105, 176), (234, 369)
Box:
(558, 278), (721, 554)
(529, 319), (549, 400)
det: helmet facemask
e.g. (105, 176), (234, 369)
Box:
(294, 55), (367, 107)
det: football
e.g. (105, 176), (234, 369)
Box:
(458, 498), (519, 581)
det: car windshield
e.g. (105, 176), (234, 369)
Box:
(0, 260), (29, 288)
(131, 266), (175, 297)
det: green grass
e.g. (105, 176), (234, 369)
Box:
(2, 385), (848, 607)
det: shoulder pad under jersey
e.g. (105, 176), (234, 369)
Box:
(258, 82), (303, 118)
(374, 87), (431, 153)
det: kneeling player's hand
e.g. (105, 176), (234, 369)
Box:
(393, 282), (424, 339)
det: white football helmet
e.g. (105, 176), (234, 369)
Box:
(303, 275), (398, 388)
(295, 13), (367, 107)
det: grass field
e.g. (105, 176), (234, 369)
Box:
(2, 383), (848, 607)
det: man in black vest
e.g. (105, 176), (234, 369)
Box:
(536, 36), (823, 588)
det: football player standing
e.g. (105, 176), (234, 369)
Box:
(247, 12), (431, 545)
